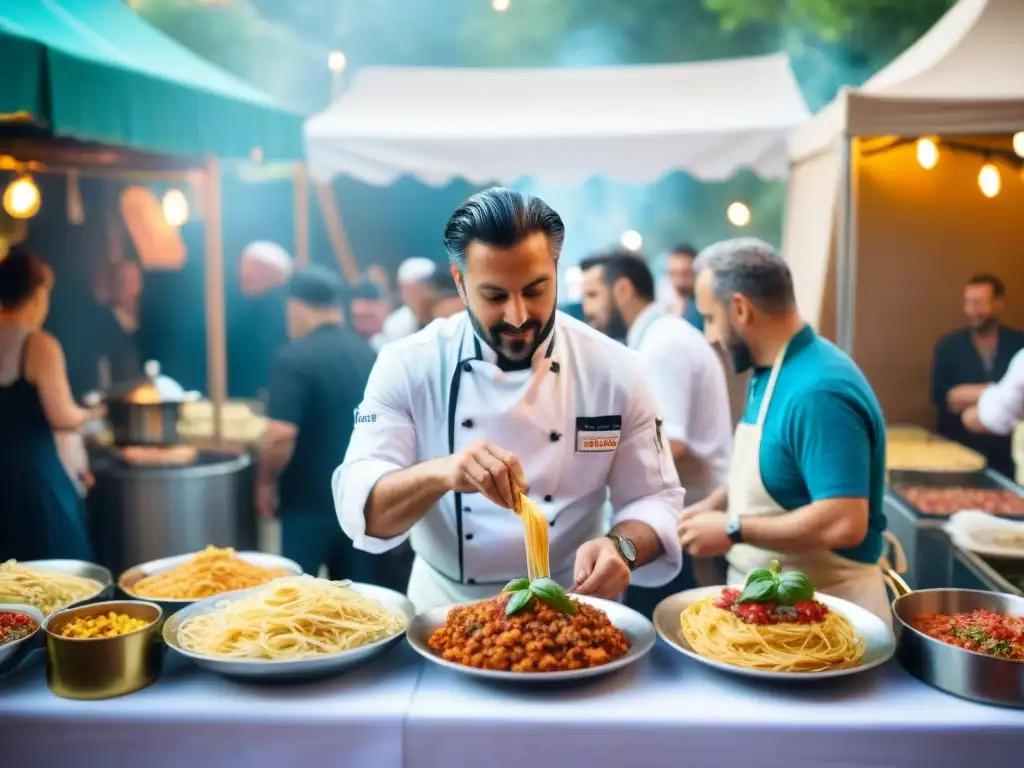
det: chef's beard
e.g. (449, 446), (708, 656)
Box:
(468, 306), (556, 371)
(970, 315), (998, 333)
(725, 323), (754, 374)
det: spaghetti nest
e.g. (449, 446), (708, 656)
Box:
(129, 546), (294, 600)
(0, 560), (103, 616)
(428, 593), (630, 673)
(177, 575), (406, 660)
(680, 593), (865, 673)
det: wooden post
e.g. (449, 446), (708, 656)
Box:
(314, 182), (359, 282)
(203, 156), (227, 443)
(293, 163), (310, 268)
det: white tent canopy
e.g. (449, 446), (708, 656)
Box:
(783, 0), (1024, 425)
(305, 53), (809, 187)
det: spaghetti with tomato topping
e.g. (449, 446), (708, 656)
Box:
(680, 585), (866, 672)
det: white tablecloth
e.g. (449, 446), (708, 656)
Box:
(0, 646), (422, 768)
(404, 643), (1024, 768)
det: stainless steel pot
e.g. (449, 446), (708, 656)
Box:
(885, 569), (1024, 708)
(90, 361), (198, 446)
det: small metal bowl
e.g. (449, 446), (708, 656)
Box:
(44, 600), (164, 700)
(118, 551), (303, 615)
(19, 559), (113, 614)
(0, 603), (44, 677)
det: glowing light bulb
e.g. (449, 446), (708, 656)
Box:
(162, 189), (190, 227)
(2, 175), (41, 219)
(726, 202), (751, 227)
(916, 137), (939, 170)
(978, 164), (1001, 198)
(620, 230), (643, 251)
(1013, 131), (1024, 159)
(492, 0), (510, 11)
(327, 51), (347, 73)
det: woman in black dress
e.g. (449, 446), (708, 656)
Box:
(0, 248), (96, 561)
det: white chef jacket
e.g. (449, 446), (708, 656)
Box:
(626, 303), (732, 503)
(978, 348), (1024, 435)
(333, 310), (685, 589)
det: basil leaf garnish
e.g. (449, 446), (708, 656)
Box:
(744, 568), (774, 586)
(529, 578), (578, 615)
(777, 572), (814, 605)
(736, 578), (778, 604)
(505, 589), (533, 616)
(503, 578), (530, 593)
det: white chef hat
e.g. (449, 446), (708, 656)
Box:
(396, 257), (436, 285)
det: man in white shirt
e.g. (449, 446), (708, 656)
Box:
(581, 251), (733, 599)
(371, 257), (437, 351)
(963, 348), (1024, 437)
(334, 188), (684, 610)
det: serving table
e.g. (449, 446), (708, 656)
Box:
(0, 645), (422, 768)
(405, 643), (1024, 768)
(2, 641), (1023, 768)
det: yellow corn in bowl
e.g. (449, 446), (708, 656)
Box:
(44, 600), (163, 700)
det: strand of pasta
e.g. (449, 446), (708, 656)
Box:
(514, 489), (550, 580)
(679, 595), (864, 672)
(0, 561), (103, 615)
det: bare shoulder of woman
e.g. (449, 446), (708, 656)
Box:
(23, 329), (66, 380)
(23, 330), (87, 430)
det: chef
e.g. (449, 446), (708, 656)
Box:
(676, 238), (893, 625)
(962, 347), (1024, 438)
(333, 187), (684, 610)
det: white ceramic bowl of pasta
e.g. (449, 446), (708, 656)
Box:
(162, 579), (414, 682)
(653, 585), (896, 681)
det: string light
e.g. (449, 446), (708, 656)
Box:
(492, 0), (510, 11)
(1013, 131), (1024, 159)
(2, 175), (41, 219)
(726, 202), (751, 227)
(978, 164), (1001, 198)
(916, 137), (939, 170)
(619, 230), (643, 251)
(162, 189), (190, 227)
(327, 51), (347, 73)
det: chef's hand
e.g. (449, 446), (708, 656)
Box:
(447, 440), (529, 509)
(947, 384), (986, 413)
(256, 482), (276, 520)
(678, 511), (733, 557)
(573, 537), (630, 599)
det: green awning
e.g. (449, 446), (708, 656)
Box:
(0, 0), (303, 161)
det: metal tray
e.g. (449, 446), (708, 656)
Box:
(888, 469), (1024, 520)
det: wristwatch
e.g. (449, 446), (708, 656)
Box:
(725, 517), (744, 545)
(606, 534), (637, 570)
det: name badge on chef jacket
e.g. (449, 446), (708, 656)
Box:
(575, 416), (622, 453)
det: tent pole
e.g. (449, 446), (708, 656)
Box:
(293, 163), (310, 268)
(835, 135), (856, 355)
(314, 182), (359, 282)
(203, 156), (227, 444)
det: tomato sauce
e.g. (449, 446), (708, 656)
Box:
(714, 587), (830, 625)
(0, 611), (37, 645)
(912, 609), (1024, 660)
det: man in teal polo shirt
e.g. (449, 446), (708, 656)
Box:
(676, 238), (892, 625)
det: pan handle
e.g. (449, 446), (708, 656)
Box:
(882, 567), (912, 598)
(880, 530), (912, 598)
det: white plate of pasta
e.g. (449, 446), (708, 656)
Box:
(653, 576), (895, 680)
(162, 575), (413, 682)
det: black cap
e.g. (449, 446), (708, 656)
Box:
(288, 266), (343, 308)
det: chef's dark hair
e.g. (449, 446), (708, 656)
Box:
(580, 249), (656, 303)
(693, 238), (795, 315)
(443, 187), (565, 270)
(669, 243), (697, 258)
(0, 246), (51, 311)
(967, 273), (1005, 298)
(427, 265), (460, 298)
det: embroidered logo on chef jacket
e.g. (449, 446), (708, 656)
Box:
(353, 408), (377, 425)
(575, 415), (622, 452)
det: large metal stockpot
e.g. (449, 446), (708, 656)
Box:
(886, 570), (1024, 708)
(93, 360), (197, 446)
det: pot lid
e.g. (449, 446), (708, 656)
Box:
(118, 361), (188, 404)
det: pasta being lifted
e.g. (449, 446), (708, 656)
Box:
(680, 561), (865, 673)
(177, 575), (406, 660)
(513, 489), (549, 580)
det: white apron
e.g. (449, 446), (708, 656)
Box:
(724, 343), (895, 628)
